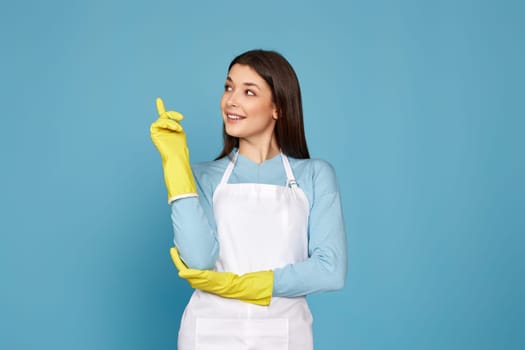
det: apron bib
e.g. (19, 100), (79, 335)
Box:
(178, 152), (313, 350)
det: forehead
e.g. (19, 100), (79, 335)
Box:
(227, 64), (267, 86)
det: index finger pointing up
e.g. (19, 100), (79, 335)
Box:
(156, 97), (166, 116)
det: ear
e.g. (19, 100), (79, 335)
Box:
(272, 106), (279, 120)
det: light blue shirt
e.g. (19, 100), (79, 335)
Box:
(171, 151), (347, 297)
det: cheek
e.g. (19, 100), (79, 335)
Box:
(253, 103), (274, 117)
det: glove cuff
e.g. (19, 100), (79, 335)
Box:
(168, 192), (198, 204)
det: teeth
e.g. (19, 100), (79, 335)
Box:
(227, 114), (243, 120)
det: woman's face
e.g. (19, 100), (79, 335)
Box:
(220, 64), (278, 144)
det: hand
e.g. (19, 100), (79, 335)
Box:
(150, 98), (197, 203)
(170, 247), (274, 306)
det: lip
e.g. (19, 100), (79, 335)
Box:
(224, 111), (246, 121)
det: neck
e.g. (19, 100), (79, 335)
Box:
(238, 135), (280, 164)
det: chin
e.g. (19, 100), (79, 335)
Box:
(224, 126), (243, 138)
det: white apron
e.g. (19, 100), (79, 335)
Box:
(178, 152), (313, 350)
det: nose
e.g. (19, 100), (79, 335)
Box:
(226, 90), (239, 107)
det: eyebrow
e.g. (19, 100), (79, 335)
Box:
(226, 76), (261, 90)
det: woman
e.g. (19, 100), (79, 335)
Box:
(151, 49), (347, 350)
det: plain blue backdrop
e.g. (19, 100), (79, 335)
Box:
(1, 0), (523, 349)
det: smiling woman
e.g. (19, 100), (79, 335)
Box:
(221, 64), (278, 154)
(217, 50), (310, 162)
(150, 49), (347, 350)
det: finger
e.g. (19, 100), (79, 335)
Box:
(156, 97), (166, 116)
(170, 247), (188, 271)
(151, 118), (183, 132)
(179, 273), (208, 289)
(184, 270), (209, 280)
(178, 267), (207, 279)
(166, 111), (184, 122)
(156, 99), (184, 122)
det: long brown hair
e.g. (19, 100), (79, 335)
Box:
(216, 50), (310, 160)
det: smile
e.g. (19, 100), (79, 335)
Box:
(226, 114), (246, 120)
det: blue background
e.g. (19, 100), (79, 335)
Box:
(1, 0), (523, 349)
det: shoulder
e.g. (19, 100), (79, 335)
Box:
(191, 156), (230, 182)
(288, 157), (340, 196)
(289, 157), (338, 181)
(189, 156), (230, 197)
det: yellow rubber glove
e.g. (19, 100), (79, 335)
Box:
(150, 98), (197, 203)
(170, 247), (274, 306)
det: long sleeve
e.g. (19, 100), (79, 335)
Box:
(171, 198), (218, 269)
(170, 160), (227, 270)
(170, 153), (347, 297)
(272, 160), (347, 297)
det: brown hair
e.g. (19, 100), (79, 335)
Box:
(216, 49), (310, 159)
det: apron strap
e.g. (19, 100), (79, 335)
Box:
(219, 151), (239, 185)
(280, 154), (299, 188)
(219, 151), (298, 188)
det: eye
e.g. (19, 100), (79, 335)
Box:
(246, 89), (255, 96)
(224, 84), (232, 92)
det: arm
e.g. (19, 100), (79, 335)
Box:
(169, 158), (346, 305)
(150, 98), (197, 203)
(273, 189), (347, 297)
(170, 173), (219, 269)
(150, 98), (219, 269)
(170, 247), (273, 306)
